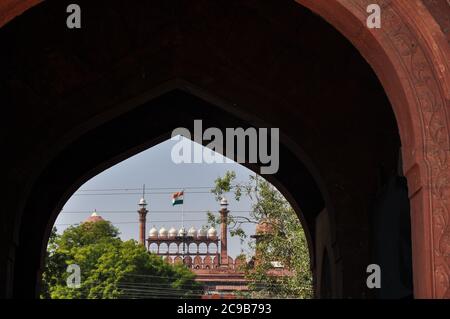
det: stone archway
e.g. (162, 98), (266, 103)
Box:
(295, 0), (450, 299)
(0, 0), (448, 299)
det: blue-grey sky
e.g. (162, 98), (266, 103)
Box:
(56, 137), (258, 258)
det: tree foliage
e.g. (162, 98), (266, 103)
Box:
(41, 221), (202, 299)
(209, 171), (313, 298)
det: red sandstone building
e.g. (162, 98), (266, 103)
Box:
(139, 197), (249, 298)
(84, 200), (289, 298)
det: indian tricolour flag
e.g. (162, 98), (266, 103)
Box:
(172, 191), (184, 206)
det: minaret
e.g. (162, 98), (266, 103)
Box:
(219, 197), (229, 267)
(138, 186), (148, 246)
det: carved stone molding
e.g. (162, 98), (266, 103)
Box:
(297, 0), (450, 298)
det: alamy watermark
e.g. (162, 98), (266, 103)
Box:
(367, 4), (381, 29)
(171, 120), (279, 175)
(66, 4), (81, 29)
(66, 3), (380, 30)
(66, 264), (81, 288)
(366, 264), (381, 289)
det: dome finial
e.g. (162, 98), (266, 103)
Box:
(149, 226), (158, 238)
(159, 227), (168, 238)
(85, 210), (104, 223)
(208, 226), (217, 239)
(138, 197), (147, 207)
(220, 196), (228, 209)
(138, 184), (147, 208)
(168, 227), (177, 238)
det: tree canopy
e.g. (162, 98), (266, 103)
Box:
(41, 220), (202, 299)
(208, 171), (313, 298)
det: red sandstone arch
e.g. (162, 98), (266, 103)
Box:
(203, 256), (212, 269)
(193, 256), (202, 268)
(0, 0), (448, 298)
(0, 0), (42, 28)
(174, 256), (183, 265)
(184, 256), (193, 267)
(295, 0), (450, 300)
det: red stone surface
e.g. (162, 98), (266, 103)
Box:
(296, 0), (450, 299)
(0, 0), (448, 299)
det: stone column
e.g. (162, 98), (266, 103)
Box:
(220, 198), (229, 266)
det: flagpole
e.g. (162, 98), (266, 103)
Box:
(181, 190), (185, 259)
(181, 190), (184, 229)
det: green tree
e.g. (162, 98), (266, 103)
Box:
(40, 227), (66, 299)
(41, 221), (202, 299)
(208, 171), (313, 298)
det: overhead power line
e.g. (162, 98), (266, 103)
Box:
(77, 186), (215, 192)
(71, 184), (246, 196)
(72, 191), (214, 196)
(54, 219), (210, 226)
(59, 210), (253, 214)
(76, 185), (243, 192)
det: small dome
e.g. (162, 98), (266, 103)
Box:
(84, 210), (105, 223)
(138, 198), (147, 207)
(178, 227), (187, 237)
(188, 226), (197, 237)
(149, 226), (158, 238)
(168, 227), (177, 238)
(197, 228), (207, 238)
(207, 227), (217, 239)
(220, 196), (228, 206)
(159, 227), (168, 238)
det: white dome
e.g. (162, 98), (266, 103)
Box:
(188, 226), (197, 237)
(178, 227), (187, 237)
(168, 227), (177, 238)
(207, 227), (217, 239)
(139, 198), (147, 206)
(220, 196), (228, 206)
(149, 226), (158, 238)
(159, 227), (168, 238)
(197, 228), (207, 238)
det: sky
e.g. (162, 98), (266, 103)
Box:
(56, 137), (259, 258)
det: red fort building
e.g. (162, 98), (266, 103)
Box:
(140, 197), (248, 298)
